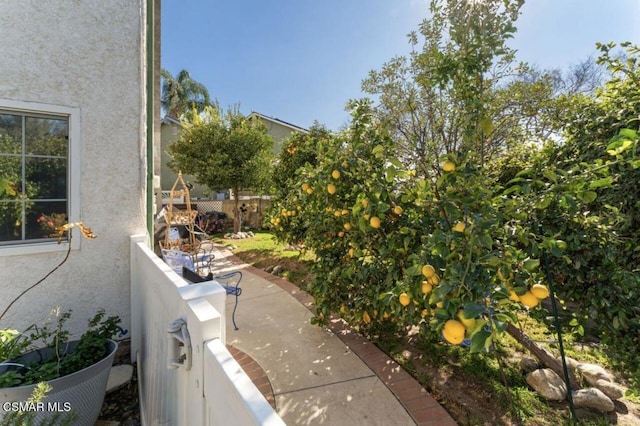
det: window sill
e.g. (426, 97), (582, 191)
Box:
(0, 240), (79, 257)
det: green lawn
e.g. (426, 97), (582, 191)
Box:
(214, 231), (314, 288)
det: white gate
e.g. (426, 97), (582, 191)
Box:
(130, 235), (283, 425)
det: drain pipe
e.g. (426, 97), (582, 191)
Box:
(146, 0), (155, 248)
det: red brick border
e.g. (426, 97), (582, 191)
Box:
(223, 249), (458, 426)
(227, 345), (277, 410)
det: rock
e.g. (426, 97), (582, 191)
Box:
(272, 265), (283, 275)
(572, 388), (615, 413)
(577, 363), (614, 386)
(526, 368), (567, 401)
(247, 231), (255, 237)
(563, 356), (580, 371)
(520, 357), (539, 373)
(594, 378), (625, 400)
(106, 364), (134, 394)
(264, 265), (274, 273)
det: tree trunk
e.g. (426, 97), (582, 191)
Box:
(505, 322), (579, 389)
(233, 187), (240, 233)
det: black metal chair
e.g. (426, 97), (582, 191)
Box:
(161, 249), (242, 330)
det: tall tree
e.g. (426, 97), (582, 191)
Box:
(361, 0), (582, 176)
(161, 69), (211, 118)
(168, 105), (274, 233)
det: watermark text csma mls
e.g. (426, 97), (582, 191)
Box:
(2, 401), (72, 412)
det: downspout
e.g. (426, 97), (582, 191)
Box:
(146, 0), (155, 248)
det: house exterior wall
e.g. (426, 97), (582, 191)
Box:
(254, 116), (301, 155)
(0, 0), (147, 335)
(160, 120), (210, 198)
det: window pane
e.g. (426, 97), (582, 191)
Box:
(25, 201), (67, 240)
(0, 113), (22, 154)
(25, 116), (67, 157)
(0, 200), (22, 242)
(25, 157), (67, 199)
(0, 108), (70, 246)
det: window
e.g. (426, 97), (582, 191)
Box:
(0, 100), (80, 255)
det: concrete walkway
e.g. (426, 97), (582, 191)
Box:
(211, 245), (457, 426)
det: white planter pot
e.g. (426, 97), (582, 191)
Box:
(0, 339), (118, 425)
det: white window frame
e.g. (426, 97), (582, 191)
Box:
(0, 99), (81, 257)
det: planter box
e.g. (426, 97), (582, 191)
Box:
(0, 339), (118, 425)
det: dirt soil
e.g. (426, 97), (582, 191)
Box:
(390, 334), (640, 426)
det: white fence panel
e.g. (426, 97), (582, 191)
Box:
(204, 339), (285, 426)
(130, 234), (283, 425)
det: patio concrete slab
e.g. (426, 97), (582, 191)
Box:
(212, 245), (457, 426)
(276, 375), (414, 426)
(227, 290), (374, 394)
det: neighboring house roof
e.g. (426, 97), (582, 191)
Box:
(162, 112), (307, 134)
(162, 115), (182, 126)
(249, 112), (308, 134)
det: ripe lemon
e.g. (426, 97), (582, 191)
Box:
(393, 205), (403, 215)
(422, 264), (436, 278)
(306, 188), (313, 195)
(509, 291), (520, 302)
(520, 291), (540, 308)
(383, 311), (390, 319)
(363, 214), (370, 221)
(456, 310), (476, 329)
(443, 161), (456, 172)
(399, 293), (411, 307)
(338, 231), (344, 237)
(421, 280), (433, 294)
(428, 274), (441, 285)
(302, 183), (310, 191)
(327, 184), (336, 195)
(363, 311), (371, 324)
(332, 169), (341, 179)
(362, 198), (370, 208)
(436, 301), (444, 309)
(334, 210), (342, 217)
(531, 283), (550, 300)
(443, 319), (466, 344)
(421, 309), (430, 318)
(370, 216), (381, 228)
(453, 222), (466, 232)
(343, 223), (352, 231)
(348, 248), (355, 258)
(341, 209), (349, 215)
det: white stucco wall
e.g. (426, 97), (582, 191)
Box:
(0, 1), (147, 336)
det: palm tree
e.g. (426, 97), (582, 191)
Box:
(161, 69), (211, 118)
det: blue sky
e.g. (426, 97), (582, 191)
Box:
(162, 1), (640, 131)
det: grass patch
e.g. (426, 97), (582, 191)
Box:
(214, 231), (314, 288)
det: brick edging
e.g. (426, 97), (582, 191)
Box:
(222, 248), (458, 426)
(226, 345), (277, 410)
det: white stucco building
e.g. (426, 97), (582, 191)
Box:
(0, 0), (159, 336)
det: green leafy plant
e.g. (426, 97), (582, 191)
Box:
(0, 308), (122, 388)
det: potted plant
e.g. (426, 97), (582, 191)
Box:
(0, 222), (125, 425)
